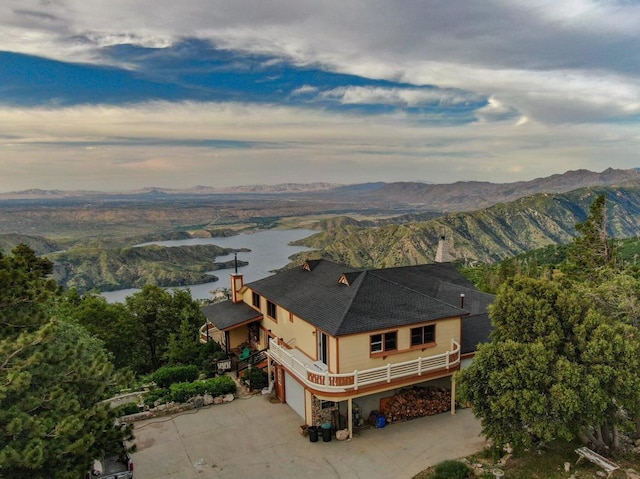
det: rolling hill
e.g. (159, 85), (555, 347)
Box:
(291, 185), (640, 268)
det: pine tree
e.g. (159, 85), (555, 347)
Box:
(0, 246), (132, 478)
(457, 276), (640, 451)
(567, 194), (616, 280)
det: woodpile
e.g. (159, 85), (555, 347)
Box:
(381, 387), (451, 422)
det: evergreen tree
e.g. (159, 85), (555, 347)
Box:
(567, 194), (616, 280)
(457, 277), (640, 451)
(55, 290), (141, 371)
(0, 246), (132, 478)
(125, 285), (206, 373)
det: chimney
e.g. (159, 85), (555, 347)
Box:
(435, 233), (451, 263)
(230, 253), (244, 303)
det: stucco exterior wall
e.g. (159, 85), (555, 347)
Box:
(337, 317), (461, 373)
(245, 287), (318, 360)
(228, 327), (247, 349)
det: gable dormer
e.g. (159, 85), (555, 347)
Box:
(303, 259), (323, 271)
(339, 271), (363, 286)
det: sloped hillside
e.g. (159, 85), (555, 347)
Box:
(356, 168), (640, 211)
(292, 186), (640, 267)
(50, 243), (246, 293)
(0, 234), (64, 255)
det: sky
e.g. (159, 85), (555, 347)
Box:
(1, 1), (640, 192)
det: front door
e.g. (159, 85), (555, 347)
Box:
(317, 331), (328, 366)
(275, 365), (285, 403)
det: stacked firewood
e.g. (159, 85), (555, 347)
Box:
(381, 387), (451, 423)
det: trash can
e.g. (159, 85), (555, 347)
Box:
(308, 426), (319, 443)
(321, 423), (332, 442)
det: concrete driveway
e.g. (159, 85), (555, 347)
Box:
(132, 395), (486, 479)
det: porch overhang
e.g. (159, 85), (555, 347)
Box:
(201, 301), (262, 332)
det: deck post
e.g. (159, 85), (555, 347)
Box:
(450, 375), (456, 415)
(347, 398), (353, 440)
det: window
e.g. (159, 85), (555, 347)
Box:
(320, 400), (337, 410)
(252, 292), (261, 309)
(411, 325), (436, 347)
(267, 300), (277, 320)
(370, 331), (397, 354)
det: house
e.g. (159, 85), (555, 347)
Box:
(201, 239), (494, 438)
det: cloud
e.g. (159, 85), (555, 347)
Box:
(322, 86), (482, 108)
(0, 100), (638, 192)
(291, 85), (319, 96)
(1, 1), (640, 191)
(2, 0), (640, 127)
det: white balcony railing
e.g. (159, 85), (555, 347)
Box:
(267, 338), (460, 393)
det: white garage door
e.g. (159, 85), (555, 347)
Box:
(284, 372), (305, 420)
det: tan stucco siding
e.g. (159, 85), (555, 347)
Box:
(228, 327), (246, 349)
(337, 317), (461, 373)
(267, 310), (318, 359)
(329, 336), (338, 373)
(246, 288), (318, 359)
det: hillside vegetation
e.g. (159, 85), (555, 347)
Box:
(3, 170), (640, 293)
(291, 186), (640, 268)
(50, 243), (247, 292)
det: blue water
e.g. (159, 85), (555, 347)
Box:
(102, 229), (315, 302)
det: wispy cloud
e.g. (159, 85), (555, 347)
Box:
(321, 86), (482, 108)
(0, 0), (639, 191)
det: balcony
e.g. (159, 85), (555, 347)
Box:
(267, 338), (460, 394)
(199, 321), (223, 344)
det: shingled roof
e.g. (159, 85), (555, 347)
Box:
(247, 259), (493, 337)
(201, 300), (261, 331)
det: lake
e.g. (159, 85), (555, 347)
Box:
(101, 229), (316, 303)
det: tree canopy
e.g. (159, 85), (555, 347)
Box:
(567, 193), (616, 280)
(458, 194), (640, 452)
(124, 285), (206, 373)
(457, 275), (640, 451)
(0, 245), (132, 478)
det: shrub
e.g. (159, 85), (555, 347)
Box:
(152, 365), (199, 388)
(430, 460), (471, 479)
(114, 402), (140, 416)
(143, 388), (169, 406)
(241, 368), (268, 390)
(169, 375), (237, 403)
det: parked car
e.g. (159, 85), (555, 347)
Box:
(86, 446), (133, 479)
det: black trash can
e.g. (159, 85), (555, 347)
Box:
(321, 423), (332, 442)
(308, 426), (319, 443)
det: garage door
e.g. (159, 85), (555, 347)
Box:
(284, 372), (305, 420)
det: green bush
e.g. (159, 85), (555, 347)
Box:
(152, 365), (199, 388)
(241, 368), (268, 390)
(114, 402), (140, 416)
(430, 460), (471, 479)
(169, 375), (237, 403)
(143, 388), (169, 406)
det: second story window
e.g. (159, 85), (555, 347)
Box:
(252, 292), (261, 309)
(411, 325), (436, 347)
(370, 331), (397, 354)
(267, 300), (277, 321)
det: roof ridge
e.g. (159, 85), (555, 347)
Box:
(334, 270), (369, 334)
(368, 270), (468, 312)
(438, 280), (495, 299)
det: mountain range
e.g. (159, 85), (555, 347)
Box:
(2, 168), (640, 292)
(2, 168), (639, 213)
(290, 184), (640, 268)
